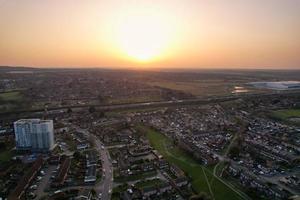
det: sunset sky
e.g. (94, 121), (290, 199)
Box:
(0, 0), (299, 69)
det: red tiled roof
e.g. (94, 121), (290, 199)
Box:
(8, 156), (44, 200)
(52, 156), (71, 186)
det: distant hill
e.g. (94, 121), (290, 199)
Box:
(0, 66), (37, 71)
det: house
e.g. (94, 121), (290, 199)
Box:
(84, 165), (96, 184)
(8, 156), (44, 200)
(228, 165), (240, 177)
(159, 183), (172, 193)
(86, 151), (97, 167)
(175, 177), (189, 187)
(75, 189), (92, 200)
(77, 143), (89, 150)
(48, 155), (60, 164)
(170, 164), (185, 177)
(142, 186), (157, 197)
(152, 150), (163, 159)
(156, 160), (169, 169)
(142, 162), (155, 172)
(52, 156), (71, 187)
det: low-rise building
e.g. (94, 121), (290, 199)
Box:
(84, 165), (96, 184)
(8, 156), (44, 200)
(52, 156), (71, 187)
(75, 189), (92, 200)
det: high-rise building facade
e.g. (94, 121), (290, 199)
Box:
(14, 119), (54, 151)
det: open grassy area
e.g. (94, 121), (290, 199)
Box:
(62, 134), (77, 151)
(0, 149), (14, 163)
(140, 125), (247, 200)
(147, 80), (237, 97)
(108, 95), (163, 104)
(271, 109), (300, 125)
(271, 109), (300, 120)
(0, 91), (27, 113)
(0, 91), (23, 101)
(0, 140), (15, 163)
(114, 171), (157, 182)
(135, 178), (164, 189)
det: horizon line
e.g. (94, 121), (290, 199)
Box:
(1, 65), (300, 71)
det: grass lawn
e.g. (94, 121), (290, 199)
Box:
(0, 91), (26, 113)
(135, 178), (164, 189)
(0, 149), (14, 163)
(141, 125), (247, 200)
(112, 184), (129, 200)
(62, 135), (77, 151)
(147, 80), (234, 97)
(271, 109), (300, 120)
(0, 91), (23, 101)
(114, 170), (157, 182)
(108, 95), (163, 104)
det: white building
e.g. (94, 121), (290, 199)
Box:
(14, 119), (54, 151)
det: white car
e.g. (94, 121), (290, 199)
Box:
(30, 185), (37, 190)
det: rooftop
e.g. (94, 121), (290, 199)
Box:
(14, 119), (53, 124)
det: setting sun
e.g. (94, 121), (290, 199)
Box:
(112, 11), (176, 62)
(0, 0), (299, 68)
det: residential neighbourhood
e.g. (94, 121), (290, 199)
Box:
(0, 69), (300, 200)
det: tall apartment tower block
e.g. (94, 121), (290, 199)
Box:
(14, 119), (54, 152)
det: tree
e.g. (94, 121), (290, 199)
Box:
(0, 142), (6, 150)
(73, 151), (81, 160)
(98, 95), (105, 103)
(91, 189), (96, 197)
(67, 107), (72, 113)
(229, 145), (240, 158)
(95, 111), (105, 118)
(89, 106), (96, 113)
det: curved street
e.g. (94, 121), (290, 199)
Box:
(76, 127), (113, 200)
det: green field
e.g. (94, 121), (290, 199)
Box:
(0, 91), (26, 113)
(114, 171), (157, 182)
(272, 109), (300, 120)
(0, 149), (14, 162)
(0, 91), (23, 101)
(147, 80), (238, 97)
(135, 178), (164, 189)
(141, 126), (249, 200)
(108, 95), (163, 104)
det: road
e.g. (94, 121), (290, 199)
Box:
(76, 127), (113, 200)
(2, 90), (300, 117)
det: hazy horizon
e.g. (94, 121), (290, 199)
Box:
(2, 65), (300, 72)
